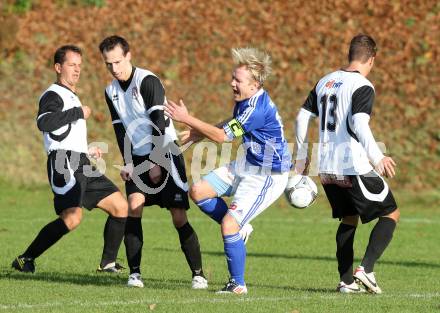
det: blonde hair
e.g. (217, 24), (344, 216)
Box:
(231, 47), (272, 86)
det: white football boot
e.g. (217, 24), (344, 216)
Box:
(336, 281), (365, 293)
(127, 273), (144, 288)
(191, 275), (208, 289)
(353, 266), (382, 294)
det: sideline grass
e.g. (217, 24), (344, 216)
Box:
(0, 182), (439, 313)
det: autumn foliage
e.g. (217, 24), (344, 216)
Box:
(0, 0), (438, 189)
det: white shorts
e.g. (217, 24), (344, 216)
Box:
(203, 160), (289, 226)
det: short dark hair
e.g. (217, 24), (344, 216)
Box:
(99, 35), (130, 55)
(54, 45), (82, 65)
(348, 34), (377, 63)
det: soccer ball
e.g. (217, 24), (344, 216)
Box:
(285, 175), (318, 209)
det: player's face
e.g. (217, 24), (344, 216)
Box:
(55, 51), (81, 90)
(230, 66), (259, 102)
(102, 45), (132, 81)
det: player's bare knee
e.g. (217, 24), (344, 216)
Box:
(113, 199), (128, 218)
(385, 208), (400, 223)
(61, 207), (82, 230)
(189, 183), (203, 202)
(128, 194), (144, 217)
(170, 208), (187, 227)
(221, 214), (239, 235)
(128, 201), (143, 217)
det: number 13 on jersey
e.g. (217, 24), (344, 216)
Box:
(320, 94), (338, 132)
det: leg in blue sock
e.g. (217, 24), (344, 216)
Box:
(223, 232), (246, 285)
(196, 197), (228, 224)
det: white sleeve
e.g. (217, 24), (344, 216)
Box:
(352, 113), (384, 166)
(295, 108), (315, 160)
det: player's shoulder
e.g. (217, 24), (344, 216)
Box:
(348, 72), (374, 91)
(135, 67), (158, 81)
(249, 88), (268, 107)
(40, 84), (70, 101)
(315, 70), (341, 91)
(105, 78), (118, 92)
(317, 70), (373, 94)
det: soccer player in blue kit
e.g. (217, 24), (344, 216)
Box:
(165, 47), (292, 294)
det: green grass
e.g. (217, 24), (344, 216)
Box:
(0, 182), (439, 313)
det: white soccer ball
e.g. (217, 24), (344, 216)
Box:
(284, 175), (318, 209)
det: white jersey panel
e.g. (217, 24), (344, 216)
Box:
(106, 68), (177, 156)
(315, 70), (374, 175)
(39, 84), (88, 154)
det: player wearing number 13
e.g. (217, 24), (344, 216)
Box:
(295, 34), (400, 294)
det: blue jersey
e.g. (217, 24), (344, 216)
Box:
(223, 89), (291, 172)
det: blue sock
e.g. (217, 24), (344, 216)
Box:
(196, 197), (228, 223)
(223, 233), (246, 285)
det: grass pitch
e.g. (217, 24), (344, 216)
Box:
(0, 182), (439, 313)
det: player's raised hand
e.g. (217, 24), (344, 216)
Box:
(82, 106), (91, 119)
(375, 156), (396, 178)
(165, 99), (189, 123)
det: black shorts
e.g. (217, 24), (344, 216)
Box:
(322, 171), (398, 224)
(47, 150), (119, 215)
(125, 152), (190, 210)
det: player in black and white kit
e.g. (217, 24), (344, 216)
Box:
(12, 45), (128, 275)
(294, 34), (400, 294)
(99, 36), (207, 289)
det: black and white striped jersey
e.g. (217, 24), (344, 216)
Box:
(36, 83), (87, 154)
(297, 70), (384, 175)
(105, 67), (177, 159)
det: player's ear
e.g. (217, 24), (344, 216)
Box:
(126, 51), (132, 61)
(54, 63), (62, 74)
(253, 79), (260, 90)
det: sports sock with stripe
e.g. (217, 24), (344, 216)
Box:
(223, 233), (246, 285)
(196, 197), (228, 223)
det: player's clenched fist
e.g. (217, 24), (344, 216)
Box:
(82, 105), (91, 119)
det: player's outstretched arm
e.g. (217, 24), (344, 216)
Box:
(165, 99), (228, 143)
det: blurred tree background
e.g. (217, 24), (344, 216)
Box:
(0, 0), (438, 190)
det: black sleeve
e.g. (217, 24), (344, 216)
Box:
(105, 91), (131, 163)
(140, 76), (166, 137)
(352, 85), (375, 115)
(36, 91), (84, 132)
(302, 85), (319, 115)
